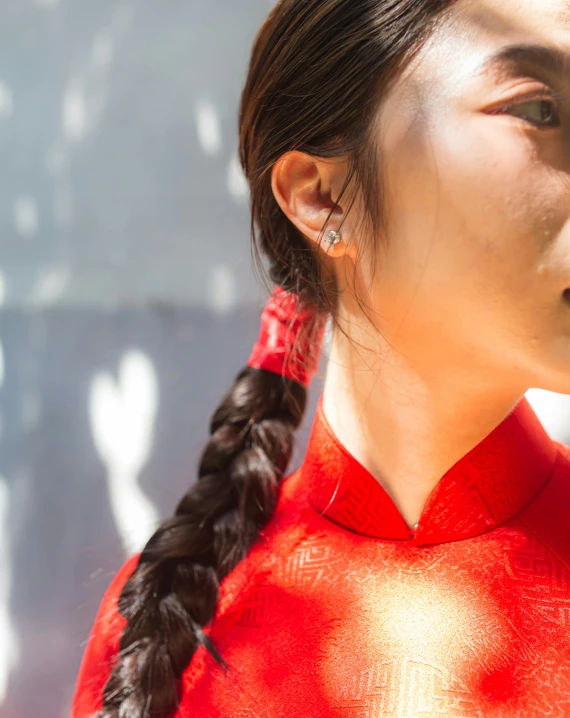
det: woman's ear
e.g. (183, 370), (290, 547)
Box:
(270, 151), (356, 260)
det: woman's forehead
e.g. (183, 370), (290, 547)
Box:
(442, 0), (570, 49)
(390, 0), (570, 96)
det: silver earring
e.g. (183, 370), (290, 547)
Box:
(325, 229), (342, 247)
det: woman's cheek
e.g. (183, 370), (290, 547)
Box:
(434, 126), (545, 258)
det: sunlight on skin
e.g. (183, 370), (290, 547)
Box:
(89, 351), (160, 555)
(0, 476), (20, 705)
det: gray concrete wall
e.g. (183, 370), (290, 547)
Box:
(0, 2), (322, 716)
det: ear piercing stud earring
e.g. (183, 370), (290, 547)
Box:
(324, 229), (342, 247)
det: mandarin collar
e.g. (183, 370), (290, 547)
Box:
(300, 394), (559, 545)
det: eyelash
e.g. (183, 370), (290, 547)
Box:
(497, 87), (566, 128)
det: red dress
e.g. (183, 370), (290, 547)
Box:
(72, 394), (570, 717)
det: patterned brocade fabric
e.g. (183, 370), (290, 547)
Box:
(72, 394), (570, 717)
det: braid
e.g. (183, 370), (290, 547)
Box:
(73, 0), (468, 709)
(93, 360), (310, 718)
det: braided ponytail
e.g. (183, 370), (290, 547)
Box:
(78, 0), (459, 712)
(93, 288), (327, 718)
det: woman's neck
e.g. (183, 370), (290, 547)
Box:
(321, 334), (525, 529)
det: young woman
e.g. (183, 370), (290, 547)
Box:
(72, 0), (570, 715)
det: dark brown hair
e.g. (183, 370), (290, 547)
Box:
(94, 0), (455, 715)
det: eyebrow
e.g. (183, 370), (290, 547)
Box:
(477, 43), (570, 82)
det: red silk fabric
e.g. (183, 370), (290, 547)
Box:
(246, 285), (328, 387)
(72, 394), (570, 717)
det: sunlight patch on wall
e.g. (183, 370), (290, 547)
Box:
(0, 82), (13, 120)
(0, 341), (4, 390)
(0, 476), (20, 705)
(195, 98), (222, 157)
(209, 265), (236, 314)
(14, 196), (39, 239)
(227, 152), (249, 202)
(62, 82), (88, 142)
(58, 23), (117, 156)
(89, 351), (160, 555)
(0, 272), (7, 309)
(28, 266), (70, 308)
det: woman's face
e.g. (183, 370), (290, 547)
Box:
(359, 0), (570, 393)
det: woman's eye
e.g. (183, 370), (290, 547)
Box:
(506, 98), (561, 128)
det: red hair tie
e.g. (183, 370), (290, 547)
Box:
(247, 286), (328, 388)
